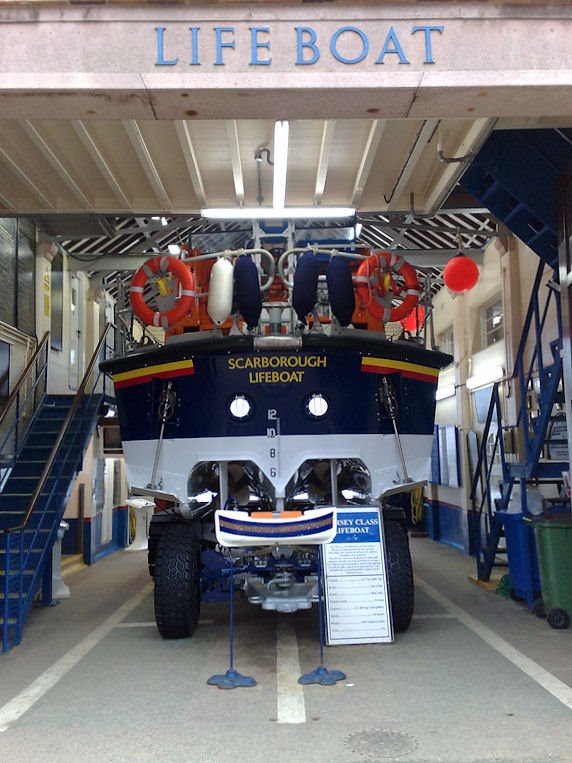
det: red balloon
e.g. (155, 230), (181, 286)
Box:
(402, 305), (425, 332)
(443, 255), (479, 294)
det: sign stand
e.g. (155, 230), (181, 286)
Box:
(207, 554), (257, 690)
(322, 507), (393, 645)
(298, 547), (347, 686)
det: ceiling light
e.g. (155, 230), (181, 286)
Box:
(273, 120), (289, 209)
(202, 206), (355, 220)
(168, 244), (181, 255)
(466, 366), (504, 391)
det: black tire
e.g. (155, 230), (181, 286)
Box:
(154, 522), (201, 639)
(384, 518), (414, 633)
(532, 596), (546, 619)
(546, 607), (570, 630)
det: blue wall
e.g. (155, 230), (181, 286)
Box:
(426, 499), (471, 554)
(61, 506), (129, 564)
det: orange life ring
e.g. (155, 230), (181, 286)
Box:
(130, 255), (195, 329)
(355, 251), (420, 323)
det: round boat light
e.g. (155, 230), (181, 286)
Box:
(305, 393), (329, 419)
(228, 394), (253, 421)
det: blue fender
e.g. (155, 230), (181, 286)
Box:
(234, 255), (262, 330)
(326, 256), (355, 326)
(292, 252), (319, 325)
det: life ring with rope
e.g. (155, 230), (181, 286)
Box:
(355, 251), (420, 324)
(130, 255), (195, 329)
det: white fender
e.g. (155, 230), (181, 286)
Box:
(207, 257), (234, 325)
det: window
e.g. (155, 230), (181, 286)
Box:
(439, 325), (454, 357)
(0, 217), (36, 338)
(482, 298), (504, 347)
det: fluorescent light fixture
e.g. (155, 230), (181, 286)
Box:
(355, 222), (363, 238)
(435, 383), (456, 401)
(466, 365), (504, 391)
(168, 244), (181, 255)
(202, 206), (355, 220)
(273, 120), (289, 209)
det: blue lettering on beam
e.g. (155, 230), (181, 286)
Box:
(155, 27), (178, 66)
(214, 26), (235, 66)
(189, 26), (200, 66)
(250, 26), (272, 65)
(375, 26), (409, 65)
(412, 25), (444, 64)
(330, 26), (369, 65)
(295, 26), (320, 65)
(154, 23), (445, 67)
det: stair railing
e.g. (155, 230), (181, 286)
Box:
(0, 332), (50, 479)
(512, 262), (563, 475)
(469, 382), (507, 579)
(1, 323), (115, 652)
(470, 260), (564, 582)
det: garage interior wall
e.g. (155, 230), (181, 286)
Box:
(431, 237), (562, 552)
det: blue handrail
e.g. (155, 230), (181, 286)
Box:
(470, 260), (565, 581)
(0, 324), (116, 652)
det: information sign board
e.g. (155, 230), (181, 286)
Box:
(322, 508), (393, 645)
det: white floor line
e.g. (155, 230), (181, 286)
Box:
(0, 581), (154, 733)
(415, 575), (572, 710)
(276, 617), (306, 724)
(116, 618), (214, 628)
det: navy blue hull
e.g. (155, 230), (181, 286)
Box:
(102, 334), (449, 444)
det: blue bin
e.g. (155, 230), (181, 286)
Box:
(495, 511), (541, 608)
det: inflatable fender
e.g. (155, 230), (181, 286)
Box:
(234, 256), (262, 330)
(207, 258), (234, 326)
(292, 252), (320, 325)
(326, 256), (355, 327)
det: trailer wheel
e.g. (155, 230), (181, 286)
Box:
(384, 518), (414, 633)
(154, 523), (201, 639)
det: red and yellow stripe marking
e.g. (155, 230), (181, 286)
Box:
(113, 359), (195, 389)
(361, 356), (439, 384)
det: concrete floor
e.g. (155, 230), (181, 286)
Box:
(0, 537), (571, 763)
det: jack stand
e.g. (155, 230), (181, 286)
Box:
(207, 554), (256, 690)
(299, 547), (346, 686)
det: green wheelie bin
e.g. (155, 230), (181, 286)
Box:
(525, 516), (572, 629)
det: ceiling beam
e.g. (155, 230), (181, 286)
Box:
(226, 120), (245, 206)
(351, 120), (386, 207)
(385, 119), (440, 212)
(0, 142), (54, 208)
(314, 120), (336, 205)
(22, 121), (92, 209)
(71, 121), (132, 210)
(174, 121), (207, 207)
(123, 121), (172, 209)
(424, 118), (496, 213)
(0, 189), (15, 211)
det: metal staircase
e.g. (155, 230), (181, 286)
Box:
(0, 325), (115, 652)
(469, 262), (568, 605)
(461, 128), (572, 270)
